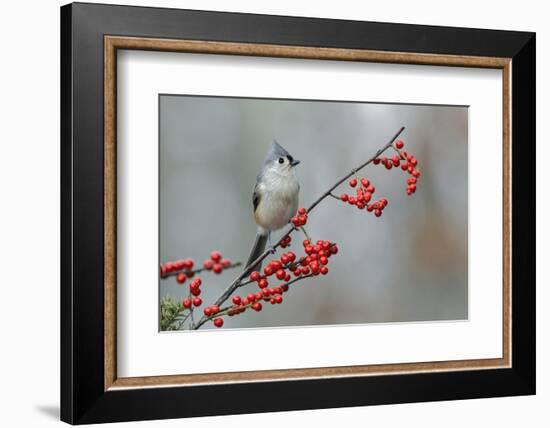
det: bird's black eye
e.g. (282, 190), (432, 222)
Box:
(278, 157), (284, 164)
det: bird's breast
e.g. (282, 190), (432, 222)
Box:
(255, 175), (299, 231)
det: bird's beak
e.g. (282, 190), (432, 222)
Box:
(291, 159), (301, 167)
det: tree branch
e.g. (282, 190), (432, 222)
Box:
(192, 126), (405, 330)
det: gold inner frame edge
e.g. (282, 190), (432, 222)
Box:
(104, 36), (512, 391)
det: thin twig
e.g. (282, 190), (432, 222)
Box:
(192, 126), (405, 330)
(161, 262), (242, 279)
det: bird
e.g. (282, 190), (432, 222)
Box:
(246, 140), (301, 272)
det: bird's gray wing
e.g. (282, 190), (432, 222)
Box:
(252, 184), (260, 212)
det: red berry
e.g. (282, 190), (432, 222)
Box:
(392, 155), (400, 166)
(250, 271), (261, 282)
(298, 207), (307, 215)
(340, 193), (349, 202)
(182, 298), (192, 308)
(298, 215), (307, 225)
(203, 259), (214, 270)
(213, 318), (224, 328)
(276, 269), (286, 280)
(176, 273), (187, 284)
(303, 239), (310, 247)
(274, 295), (283, 304)
(410, 157), (418, 166)
(412, 170), (421, 178)
(211, 305), (219, 314)
(287, 251), (296, 262)
(255, 292), (263, 301)
(374, 209), (382, 217)
(213, 263), (223, 274)
(232, 295), (242, 305)
(395, 140), (404, 149)
(221, 258), (232, 267)
(366, 185), (375, 193)
(190, 287), (201, 296)
(264, 265), (273, 276)
(401, 162), (408, 171)
(271, 260), (282, 270)
(203, 307), (212, 316)
(320, 266), (329, 275)
(210, 251), (222, 262)
(252, 302), (263, 312)
(258, 278), (268, 289)
(319, 256), (328, 265)
(247, 293), (256, 302)
(193, 297), (202, 307)
(360, 178), (370, 187)
(330, 245), (338, 254)
(349, 178), (358, 187)
(373, 158), (381, 165)
(291, 216), (300, 226)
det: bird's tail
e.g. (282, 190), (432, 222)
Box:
(245, 233), (268, 275)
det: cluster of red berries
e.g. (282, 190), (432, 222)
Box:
(291, 207), (308, 227)
(279, 235), (292, 248)
(207, 239), (338, 328)
(181, 277), (204, 308)
(248, 238), (337, 291)
(340, 177), (388, 218)
(160, 258), (195, 280)
(202, 250), (233, 274)
(373, 139), (421, 196)
(161, 250), (236, 283)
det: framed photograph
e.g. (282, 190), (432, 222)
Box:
(61, 2), (535, 424)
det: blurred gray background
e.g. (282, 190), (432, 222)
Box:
(159, 95), (468, 330)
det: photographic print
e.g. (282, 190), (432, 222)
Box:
(159, 95), (468, 331)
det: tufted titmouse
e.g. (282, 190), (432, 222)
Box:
(246, 141), (301, 272)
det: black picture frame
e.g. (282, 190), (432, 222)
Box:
(61, 2), (535, 424)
